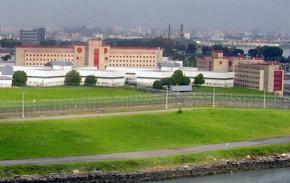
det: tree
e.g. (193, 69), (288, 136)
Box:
(12, 71), (27, 87)
(84, 75), (97, 86)
(262, 46), (283, 61)
(1, 55), (11, 61)
(65, 70), (81, 86)
(184, 56), (197, 67)
(202, 46), (212, 56)
(171, 70), (191, 86)
(212, 45), (229, 56)
(194, 74), (205, 86)
(159, 70), (191, 89)
(161, 77), (174, 87)
(153, 80), (163, 89)
(248, 48), (262, 58)
(230, 48), (244, 56)
(186, 44), (197, 54)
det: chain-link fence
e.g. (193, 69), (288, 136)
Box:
(0, 92), (289, 118)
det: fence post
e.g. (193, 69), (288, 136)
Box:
(212, 87), (216, 108)
(22, 92), (25, 118)
(263, 90), (266, 109)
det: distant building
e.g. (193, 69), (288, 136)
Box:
(16, 37), (163, 70)
(20, 28), (45, 44)
(197, 50), (284, 95)
(197, 50), (229, 72)
(197, 51), (265, 73)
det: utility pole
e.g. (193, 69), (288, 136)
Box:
(22, 92), (25, 118)
(263, 89), (266, 109)
(213, 87), (216, 107)
(165, 86), (169, 109)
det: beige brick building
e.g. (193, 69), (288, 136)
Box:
(16, 38), (163, 70)
(234, 63), (284, 95)
(197, 50), (229, 72)
(197, 51), (265, 73)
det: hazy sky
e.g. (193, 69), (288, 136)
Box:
(0, 0), (289, 32)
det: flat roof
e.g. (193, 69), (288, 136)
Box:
(111, 46), (161, 50)
(16, 45), (74, 49)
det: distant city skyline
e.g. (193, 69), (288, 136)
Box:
(0, 0), (290, 33)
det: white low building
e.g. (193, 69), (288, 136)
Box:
(0, 76), (12, 87)
(78, 67), (125, 87)
(107, 67), (234, 88)
(12, 62), (126, 87)
(0, 61), (235, 88)
(0, 65), (13, 88)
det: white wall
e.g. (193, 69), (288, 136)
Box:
(0, 80), (12, 87)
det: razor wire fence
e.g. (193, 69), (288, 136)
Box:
(0, 92), (289, 118)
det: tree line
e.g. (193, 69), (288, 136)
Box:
(153, 70), (204, 89)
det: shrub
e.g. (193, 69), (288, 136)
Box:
(84, 75), (97, 86)
(65, 70), (81, 86)
(194, 74), (205, 86)
(153, 80), (163, 89)
(12, 71), (27, 86)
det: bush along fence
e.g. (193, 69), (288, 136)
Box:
(0, 92), (289, 118)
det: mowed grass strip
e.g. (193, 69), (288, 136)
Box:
(0, 108), (290, 160)
(2, 143), (290, 177)
(192, 86), (273, 95)
(0, 87), (145, 101)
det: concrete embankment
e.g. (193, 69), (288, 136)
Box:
(1, 154), (290, 183)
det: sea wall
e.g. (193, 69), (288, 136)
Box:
(1, 154), (290, 183)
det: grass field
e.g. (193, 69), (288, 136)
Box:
(0, 86), (271, 102)
(0, 108), (290, 161)
(0, 87), (145, 101)
(1, 143), (290, 177)
(192, 86), (273, 95)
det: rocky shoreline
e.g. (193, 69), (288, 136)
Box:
(1, 153), (290, 183)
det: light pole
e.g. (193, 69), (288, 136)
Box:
(22, 92), (25, 118)
(212, 87), (216, 107)
(165, 85), (169, 109)
(263, 89), (266, 109)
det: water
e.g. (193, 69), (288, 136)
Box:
(149, 168), (290, 183)
(237, 47), (290, 57)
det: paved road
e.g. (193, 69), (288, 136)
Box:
(1, 136), (290, 166)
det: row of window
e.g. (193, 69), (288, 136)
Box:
(109, 60), (155, 63)
(235, 74), (260, 79)
(25, 63), (46, 66)
(25, 58), (74, 62)
(26, 54), (74, 57)
(110, 55), (155, 59)
(236, 70), (260, 74)
(235, 84), (259, 89)
(109, 64), (155, 67)
(235, 80), (260, 85)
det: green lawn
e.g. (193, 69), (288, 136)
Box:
(0, 87), (145, 101)
(0, 86), (270, 102)
(0, 108), (290, 161)
(193, 86), (273, 95)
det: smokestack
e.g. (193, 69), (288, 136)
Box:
(168, 24), (171, 40)
(180, 24), (184, 39)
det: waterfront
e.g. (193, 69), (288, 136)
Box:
(237, 47), (290, 57)
(149, 168), (290, 183)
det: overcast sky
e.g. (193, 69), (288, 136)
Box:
(0, 0), (289, 32)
